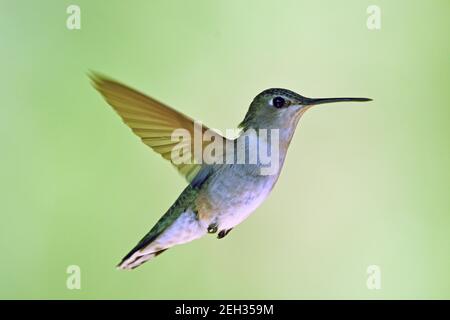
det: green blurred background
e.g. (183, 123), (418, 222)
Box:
(1, 0), (449, 299)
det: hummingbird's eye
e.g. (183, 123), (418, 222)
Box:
(272, 96), (286, 108)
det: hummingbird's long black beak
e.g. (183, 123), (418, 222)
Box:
(303, 97), (372, 106)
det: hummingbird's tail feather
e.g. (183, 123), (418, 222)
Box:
(117, 248), (168, 270)
(117, 206), (207, 270)
(116, 212), (175, 270)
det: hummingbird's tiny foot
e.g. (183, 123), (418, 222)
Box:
(207, 223), (218, 234)
(217, 228), (233, 239)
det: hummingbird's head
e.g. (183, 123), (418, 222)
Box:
(239, 88), (371, 130)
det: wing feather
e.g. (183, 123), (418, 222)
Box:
(90, 73), (224, 184)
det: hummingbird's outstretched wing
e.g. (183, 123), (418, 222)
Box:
(90, 73), (225, 184)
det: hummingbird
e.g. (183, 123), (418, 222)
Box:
(90, 73), (371, 270)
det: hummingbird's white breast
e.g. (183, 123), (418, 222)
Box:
(195, 115), (302, 232)
(203, 166), (280, 230)
(196, 135), (284, 230)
